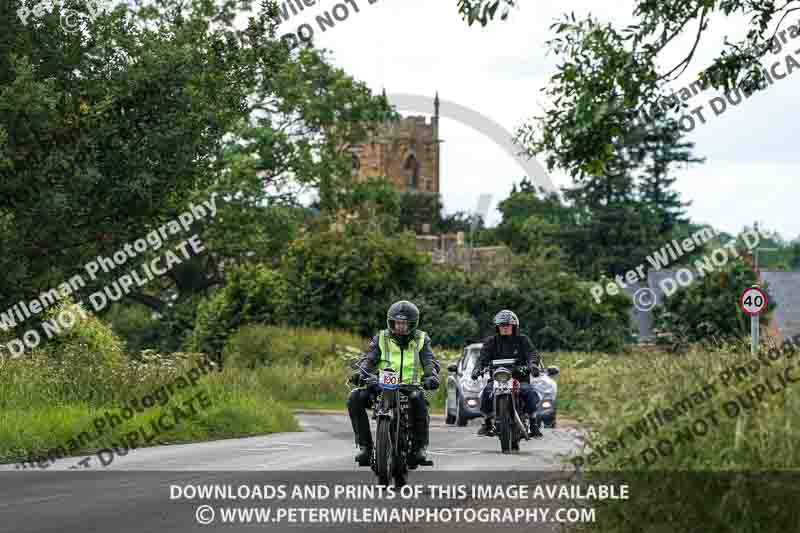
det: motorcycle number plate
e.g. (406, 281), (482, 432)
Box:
(493, 381), (512, 392)
(379, 370), (399, 390)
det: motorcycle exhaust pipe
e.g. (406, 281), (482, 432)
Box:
(513, 407), (530, 440)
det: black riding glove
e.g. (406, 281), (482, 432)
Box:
(471, 368), (481, 380)
(423, 376), (440, 390)
(529, 365), (541, 378)
(349, 371), (362, 386)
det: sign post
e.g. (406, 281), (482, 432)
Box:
(739, 285), (768, 355)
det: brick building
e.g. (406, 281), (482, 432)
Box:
(346, 91), (512, 273)
(349, 91), (441, 195)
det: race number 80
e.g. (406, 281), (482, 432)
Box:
(380, 370), (399, 388)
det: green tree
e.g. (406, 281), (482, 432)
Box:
(280, 225), (429, 338)
(1, 0), (395, 328)
(653, 260), (776, 349)
(494, 177), (572, 254)
(560, 150), (660, 279)
(630, 120), (700, 236)
(457, 0), (517, 26)
(490, 3), (800, 179)
(1, 0), (287, 310)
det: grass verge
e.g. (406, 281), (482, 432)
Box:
(564, 341), (800, 533)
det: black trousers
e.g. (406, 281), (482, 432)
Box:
(347, 385), (429, 448)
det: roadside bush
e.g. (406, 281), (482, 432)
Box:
(653, 260), (776, 350)
(188, 264), (288, 357)
(223, 324), (365, 369)
(424, 311), (478, 349)
(41, 298), (125, 366)
(104, 302), (162, 352)
(409, 254), (632, 352)
(280, 227), (428, 338)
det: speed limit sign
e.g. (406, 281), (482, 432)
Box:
(740, 286), (768, 316)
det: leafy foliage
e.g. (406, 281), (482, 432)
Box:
(505, 3), (800, 179)
(653, 260), (776, 349)
(188, 264), (289, 358)
(457, 0), (517, 26)
(280, 226), (428, 338)
(223, 324), (364, 370)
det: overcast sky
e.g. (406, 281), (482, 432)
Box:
(266, 0), (797, 241)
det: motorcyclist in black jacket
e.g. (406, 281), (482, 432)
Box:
(471, 309), (543, 439)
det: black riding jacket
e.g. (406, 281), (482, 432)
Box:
(476, 334), (541, 381)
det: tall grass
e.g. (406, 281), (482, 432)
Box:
(565, 339), (800, 532)
(222, 324), (462, 411)
(0, 302), (301, 465)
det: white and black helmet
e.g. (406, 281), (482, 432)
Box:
(494, 309), (519, 335)
(387, 300), (419, 340)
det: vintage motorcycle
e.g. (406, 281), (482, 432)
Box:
(487, 357), (531, 454)
(359, 366), (428, 487)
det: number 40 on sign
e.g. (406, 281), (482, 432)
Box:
(740, 286), (768, 316)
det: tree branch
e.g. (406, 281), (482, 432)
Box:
(652, 0), (700, 55)
(126, 291), (167, 312)
(659, 7), (709, 82)
(766, 4), (800, 46)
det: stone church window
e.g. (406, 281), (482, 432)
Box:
(404, 154), (419, 189)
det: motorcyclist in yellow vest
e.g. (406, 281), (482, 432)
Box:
(347, 301), (440, 467)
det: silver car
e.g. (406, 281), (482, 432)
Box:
(445, 343), (486, 426)
(445, 343), (559, 428)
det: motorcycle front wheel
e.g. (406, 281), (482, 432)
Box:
(375, 418), (393, 486)
(495, 395), (513, 453)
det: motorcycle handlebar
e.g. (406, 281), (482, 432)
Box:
(363, 375), (423, 390)
(476, 364), (538, 376)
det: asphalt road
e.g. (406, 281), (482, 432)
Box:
(0, 413), (588, 532)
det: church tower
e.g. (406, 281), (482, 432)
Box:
(349, 91), (441, 195)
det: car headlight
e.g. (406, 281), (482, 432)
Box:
(533, 382), (555, 397)
(466, 398), (478, 407)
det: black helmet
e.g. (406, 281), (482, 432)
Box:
(387, 300), (419, 341)
(494, 309), (519, 335)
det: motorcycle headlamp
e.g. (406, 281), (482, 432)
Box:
(493, 369), (511, 383)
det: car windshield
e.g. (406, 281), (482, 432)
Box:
(463, 350), (480, 376)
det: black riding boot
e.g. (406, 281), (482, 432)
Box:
(529, 415), (543, 438)
(477, 416), (495, 436)
(408, 431), (433, 468)
(347, 388), (374, 466)
(408, 391), (433, 467)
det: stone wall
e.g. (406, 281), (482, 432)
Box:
(415, 233), (511, 273)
